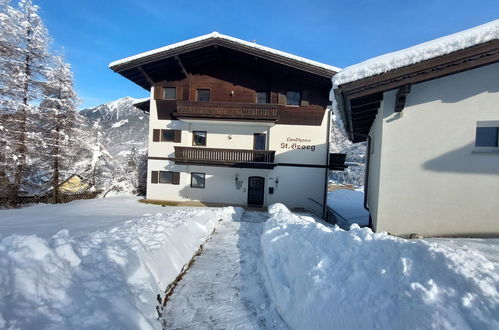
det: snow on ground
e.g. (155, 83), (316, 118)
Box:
(327, 188), (369, 228)
(0, 197), (242, 329)
(162, 211), (286, 329)
(261, 203), (499, 330)
(331, 19), (499, 90)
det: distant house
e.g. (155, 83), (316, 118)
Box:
(109, 32), (344, 216)
(331, 20), (499, 236)
(57, 174), (91, 194)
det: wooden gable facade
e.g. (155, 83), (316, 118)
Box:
(110, 33), (338, 126)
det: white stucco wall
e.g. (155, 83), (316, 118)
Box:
(147, 160), (326, 215)
(371, 62), (499, 236)
(145, 86), (329, 216)
(367, 98), (385, 230)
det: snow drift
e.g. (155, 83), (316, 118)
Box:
(261, 206), (499, 330)
(0, 203), (242, 329)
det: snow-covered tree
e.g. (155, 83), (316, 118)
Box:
(84, 122), (114, 190)
(0, 0), (18, 195)
(0, 0), (50, 196)
(39, 55), (83, 201)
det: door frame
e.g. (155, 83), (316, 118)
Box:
(247, 176), (265, 206)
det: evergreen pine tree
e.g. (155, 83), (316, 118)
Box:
(0, 0), (19, 195)
(1, 0), (50, 196)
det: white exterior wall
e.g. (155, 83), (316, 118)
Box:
(146, 86), (329, 216)
(370, 62), (499, 236)
(366, 99), (385, 229)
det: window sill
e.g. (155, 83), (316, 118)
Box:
(472, 148), (499, 154)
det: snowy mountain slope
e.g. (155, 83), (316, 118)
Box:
(80, 96), (148, 159)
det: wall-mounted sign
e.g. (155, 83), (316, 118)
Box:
(280, 137), (316, 151)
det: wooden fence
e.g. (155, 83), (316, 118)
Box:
(0, 191), (102, 207)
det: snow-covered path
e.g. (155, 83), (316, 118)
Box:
(162, 211), (287, 329)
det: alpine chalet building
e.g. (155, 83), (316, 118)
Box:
(110, 33), (340, 216)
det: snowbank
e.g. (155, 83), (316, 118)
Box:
(331, 19), (499, 91)
(261, 212), (499, 330)
(0, 198), (242, 329)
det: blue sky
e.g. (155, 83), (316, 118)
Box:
(35, 0), (499, 109)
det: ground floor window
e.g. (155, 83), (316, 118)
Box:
(159, 171), (173, 183)
(151, 171), (180, 185)
(191, 172), (205, 188)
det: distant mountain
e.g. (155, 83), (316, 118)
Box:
(80, 97), (148, 159)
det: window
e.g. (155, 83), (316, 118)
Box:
(253, 133), (266, 150)
(475, 121), (499, 151)
(164, 87), (176, 100)
(151, 171), (180, 185)
(476, 127), (499, 147)
(286, 91), (301, 106)
(159, 171), (173, 183)
(256, 91), (269, 104)
(193, 131), (207, 146)
(191, 173), (205, 188)
(197, 89), (210, 102)
(152, 129), (181, 142)
(161, 130), (175, 142)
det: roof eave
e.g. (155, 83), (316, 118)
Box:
(109, 34), (339, 79)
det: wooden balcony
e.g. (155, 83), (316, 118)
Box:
(172, 100), (279, 122)
(156, 99), (325, 126)
(174, 146), (276, 169)
(329, 153), (349, 171)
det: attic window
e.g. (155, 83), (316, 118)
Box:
(164, 87), (176, 100)
(197, 89), (210, 102)
(256, 91), (269, 104)
(286, 91), (301, 106)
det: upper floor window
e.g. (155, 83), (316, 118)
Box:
(475, 121), (499, 151)
(193, 131), (207, 146)
(164, 87), (176, 100)
(256, 91), (269, 104)
(286, 91), (301, 106)
(152, 129), (181, 142)
(253, 133), (266, 150)
(162, 130), (175, 141)
(197, 89), (210, 102)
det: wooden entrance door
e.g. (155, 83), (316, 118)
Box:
(247, 176), (265, 206)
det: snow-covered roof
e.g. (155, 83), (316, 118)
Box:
(332, 19), (499, 88)
(132, 97), (149, 105)
(109, 32), (340, 73)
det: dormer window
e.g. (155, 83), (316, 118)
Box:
(256, 91), (269, 104)
(286, 91), (301, 106)
(197, 89), (210, 102)
(164, 87), (176, 100)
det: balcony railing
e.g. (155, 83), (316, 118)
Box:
(173, 101), (279, 121)
(174, 146), (276, 168)
(329, 153), (348, 171)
